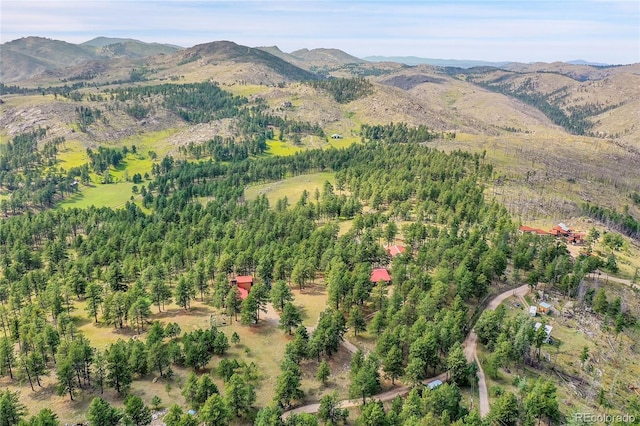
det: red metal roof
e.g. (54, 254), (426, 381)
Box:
(238, 287), (249, 300)
(235, 276), (253, 284)
(386, 245), (406, 257)
(519, 225), (550, 235)
(371, 268), (391, 283)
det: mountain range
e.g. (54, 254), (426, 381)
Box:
(1, 36), (639, 223)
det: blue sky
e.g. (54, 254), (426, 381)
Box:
(2, 1), (638, 64)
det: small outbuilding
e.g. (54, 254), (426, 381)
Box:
(538, 301), (552, 314)
(529, 306), (538, 317)
(331, 134), (343, 139)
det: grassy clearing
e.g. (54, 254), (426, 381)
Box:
(58, 182), (137, 210)
(224, 84), (268, 98)
(57, 139), (89, 170)
(0, 93), (58, 107)
(111, 154), (155, 181)
(292, 281), (329, 327)
(244, 172), (335, 206)
(329, 137), (358, 149)
(118, 129), (182, 157)
(265, 139), (302, 156)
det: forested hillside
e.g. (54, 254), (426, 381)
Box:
(2, 130), (633, 424)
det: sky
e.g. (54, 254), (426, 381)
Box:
(2, 0), (639, 64)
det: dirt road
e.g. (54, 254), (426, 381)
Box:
(464, 284), (530, 417)
(283, 284), (531, 419)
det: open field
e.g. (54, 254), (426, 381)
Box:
(244, 171), (335, 206)
(265, 139), (302, 156)
(57, 182), (138, 209)
(56, 139), (90, 169)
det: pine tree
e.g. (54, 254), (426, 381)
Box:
(273, 358), (304, 408)
(174, 275), (195, 310)
(270, 280), (293, 311)
(279, 302), (302, 335)
(85, 282), (103, 323)
(106, 339), (133, 394)
(349, 305), (366, 337)
(316, 359), (330, 386)
(124, 394), (152, 426)
(224, 373), (256, 417)
(0, 336), (16, 379)
(383, 345), (403, 385)
(55, 358), (77, 401)
(200, 393), (230, 426)
(88, 397), (123, 426)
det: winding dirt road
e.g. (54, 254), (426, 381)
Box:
(283, 284), (531, 418)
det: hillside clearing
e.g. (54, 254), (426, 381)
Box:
(244, 172), (335, 206)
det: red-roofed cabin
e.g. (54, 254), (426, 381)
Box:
(386, 244), (406, 257)
(371, 268), (391, 284)
(231, 276), (253, 295)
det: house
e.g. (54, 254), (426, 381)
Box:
(230, 276), (253, 299)
(529, 306), (538, 317)
(371, 268), (391, 284)
(331, 134), (343, 139)
(386, 244), (406, 257)
(538, 301), (552, 314)
(534, 322), (553, 343)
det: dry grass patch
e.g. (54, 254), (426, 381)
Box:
(244, 172), (335, 206)
(291, 281), (329, 327)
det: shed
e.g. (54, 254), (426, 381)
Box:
(538, 301), (552, 314)
(371, 268), (391, 284)
(529, 306), (538, 317)
(331, 134), (343, 139)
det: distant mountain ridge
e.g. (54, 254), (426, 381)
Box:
(364, 56), (611, 69)
(82, 36), (182, 50)
(364, 56), (512, 68)
(0, 36), (181, 82)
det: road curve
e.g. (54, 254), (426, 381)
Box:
(283, 284), (530, 419)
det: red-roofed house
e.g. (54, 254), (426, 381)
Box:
(386, 244), (407, 257)
(231, 276), (254, 297)
(371, 268), (391, 284)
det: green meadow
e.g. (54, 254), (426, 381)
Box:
(58, 182), (139, 210)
